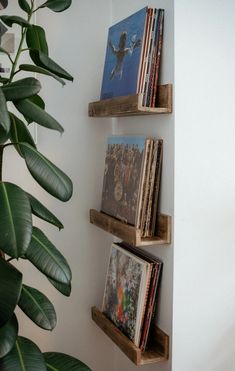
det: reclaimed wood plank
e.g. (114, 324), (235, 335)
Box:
(88, 84), (172, 117)
(89, 209), (171, 246)
(91, 307), (169, 366)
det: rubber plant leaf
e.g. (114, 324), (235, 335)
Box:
(9, 113), (36, 157)
(2, 78), (41, 101)
(29, 49), (73, 81)
(44, 352), (92, 371)
(26, 25), (49, 55)
(19, 143), (73, 202)
(18, 0), (31, 14)
(18, 284), (57, 331)
(14, 98), (63, 133)
(25, 227), (72, 284)
(27, 192), (64, 230)
(48, 277), (71, 297)
(0, 88), (10, 144)
(0, 259), (22, 326)
(39, 0), (72, 12)
(0, 16), (31, 28)
(19, 64), (65, 86)
(0, 315), (18, 359)
(0, 182), (32, 258)
(0, 336), (47, 371)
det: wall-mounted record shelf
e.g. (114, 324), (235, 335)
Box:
(92, 307), (169, 366)
(88, 84), (172, 117)
(90, 209), (171, 247)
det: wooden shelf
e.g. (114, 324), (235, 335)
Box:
(88, 84), (172, 117)
(90, 209), (171, 247)
(92, 307), (169, 366)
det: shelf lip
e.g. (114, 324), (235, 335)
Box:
(91, 307), (169, 366)
(88, 84), (172, 117)
(89, 209), (171, 247)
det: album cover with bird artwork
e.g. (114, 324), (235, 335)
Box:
(100, 7), (148, 100)
(102, 243), (151, 346)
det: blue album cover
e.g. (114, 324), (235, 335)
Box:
(100, 7), (147, 100)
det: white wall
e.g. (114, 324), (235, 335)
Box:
(3, 1), (175, 370)
(173, 1), (235, 370)
(3, 2), (115, 371)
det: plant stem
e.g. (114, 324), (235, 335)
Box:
(9, 2), (35, 83)
(0, 145), (4, 182)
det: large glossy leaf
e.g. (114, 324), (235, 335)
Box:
(14, 98), (64, 133)
(26, 25), (48, 55)
(19, 143), (73, 202)
(2, 78), (41, 101)
(9, 113), (36, 157)
(0, 182), (32, 258)
(27, 192), (64, 229)
(0, 315), (18, 359)
(0, 16), (31, 28)
(0, 88), (10, 144)
(44, 352), (91, 371)
(48, 278), (71, 297)
(39, 0), (72, 12)
(0, 336), (47, 371)
(19, 64), (65, 86)
(24, 94), (45, 124)
(18, 284), (56, 331)
(30, 49), (73, 81)
(18, 0), (31, 14)
(0, 259), (22, 326)
(25, 227), (72, 284)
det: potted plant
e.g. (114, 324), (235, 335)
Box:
(0, 0), (91, 369)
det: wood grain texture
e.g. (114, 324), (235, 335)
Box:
(91, 307), (169, 366)
(89, 209), (171, 246)
(88, 84), (172, 117)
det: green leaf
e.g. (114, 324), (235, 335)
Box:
(19, 64), (65, 86)
(0, 76), (9, 84)
(18, 0), (31, 14)
(27, 192), (64, 230)
(44, 352), (91, 371)
(0, 182), (32, 258)
(9, 113), (36, 157)
(2, 78), (41, 101)
(19, 143), (73, 202)
(30, 49), (73, 81)
(0, 336), (47, 371)
(14, 98), (64, 133)
(18, 284), (57, 331)
(0, 16), (31, 28)
(39, 0), (72, 12)
(0, 88), (10, 144)
(24, 94), (45, 124)
(48, 278), (71, 297)
(26, 25), (49, 55)
(0, 315), (18, 359)
(25, 227), (72, 284)
(0, 259), (22, 326)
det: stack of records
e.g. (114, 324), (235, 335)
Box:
(101, 136), (163, 237)
(100, 7), (164, 107)
(102, 242), (163, 351)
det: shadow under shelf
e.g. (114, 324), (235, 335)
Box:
(88, 84), (172, 117)
(92, 307), (169, 366)
(89, 209), (171, 247)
